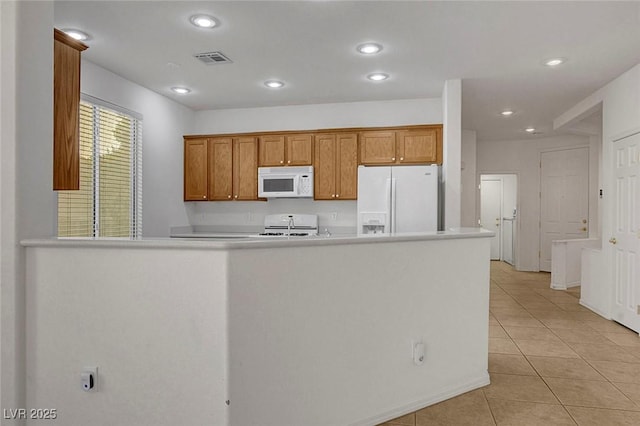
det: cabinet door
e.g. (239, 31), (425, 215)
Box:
(53, 31), (87, 190)
(359, 131), (397, 164)
(286, 134), (313, 165)
(259, 135), (286, 166)
(314, 134), (337, 200)
(397, 129), (439, 164)
(209, 138), (234, 200)
(184, 139), (209, 201)
(234, 137), (258, 200)
(336, 133), (358, 200)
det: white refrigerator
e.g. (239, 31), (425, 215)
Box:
(357, 165), (440, 235)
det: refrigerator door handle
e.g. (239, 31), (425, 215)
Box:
(385, 177), (392, 233)
(391, 178), (397, 233)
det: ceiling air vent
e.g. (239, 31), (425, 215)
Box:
(193, 51), (232, 65)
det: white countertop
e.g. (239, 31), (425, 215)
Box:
(22, 228), (494, 250)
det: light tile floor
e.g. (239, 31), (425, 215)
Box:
(379, 261), (640, 426)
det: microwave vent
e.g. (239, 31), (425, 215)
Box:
(194, 51), (233, 65)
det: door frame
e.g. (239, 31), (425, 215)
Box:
(477, 171), (520, 268)
(538, 145), (590, 272)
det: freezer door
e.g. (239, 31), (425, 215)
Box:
(357, 166), (392, 234)
(391, 165), (439, 232)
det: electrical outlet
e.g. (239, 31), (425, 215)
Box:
(331, 212), (337, 220)
(81, 366), (98, 392)
(412, 341), (425, 366)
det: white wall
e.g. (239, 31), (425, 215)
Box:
(191, 98), (442, 135)
(554, 63), (640, 319)
(0, 0), (16, 414)
(26, 246), (230, 426)
(477, 134), (596, 271)
(2, 1), (54, 417)
(80, 61), (193, 237)
(188, 98), (443, 231)
(461, 130), (477, 227)
(442, 80), (462, 229)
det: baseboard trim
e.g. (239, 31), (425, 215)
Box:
(349, 372), (491, 426)
(580, 299), (611, 320)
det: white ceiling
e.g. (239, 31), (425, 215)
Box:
(54, 1), (640, 141)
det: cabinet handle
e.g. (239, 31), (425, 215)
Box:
(400, 157), (404, 161)
(202, 195), (206, 199)
(280, 160), (284, 164)
(392, 157), (396, 161)
(336, 194), (340, 198)
(287, 160), (291, 164)
(582, 219), (587, 224)
(234, 195), (238, 199)
(227, 195), (231, 199)
(581, 227), (587, 232)
(331, 194), (335, 198)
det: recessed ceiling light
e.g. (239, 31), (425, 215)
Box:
(356, 43), (383, 55)
(264, 80), (285, 89)
(189, 14), (218, 29)
(525, 127), (536, 133)
(367, 73), (389, 81)
(501, 110), (514, 116)
(544, 57), (566, 67)
(61, 29), (90, 41)
(171, 87), (191, 94)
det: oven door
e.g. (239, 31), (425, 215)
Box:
(258, 174), (299, 198)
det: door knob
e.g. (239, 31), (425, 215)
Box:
(581, 227), (587, 232)
(609, 237), (617, 244)
(582, 219), (587, 224)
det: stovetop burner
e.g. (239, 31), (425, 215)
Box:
(257, 232), (311, 237)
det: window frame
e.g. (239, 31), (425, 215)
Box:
(56, 94), (143, 238)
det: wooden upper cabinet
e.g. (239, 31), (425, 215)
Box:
(286, 134), (313, 165)
(397, 128), (440, 164)
(359, 131), (397, 165)
(233, 137), (258, 200)
(336, 133), (358, 200)
(184, 139), (209, 201)
(209, 138), (234, 200)
(200, 136), (259, 201)
(258, 135), (286, 166)
(313, 133), (357, 200)
(259, 133), (313, 166)
(314, 134), (337, 200)
(360, 126), (442, 165)
(53, 28), (88, 190)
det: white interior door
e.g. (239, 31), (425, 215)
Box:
(540, 148), (589, 271)
(611, 132), (640, 333)
(481, 179), (502, 260)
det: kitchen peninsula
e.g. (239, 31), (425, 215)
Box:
(23, 229), (492, 426)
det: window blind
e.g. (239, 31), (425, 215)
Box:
(57, 100), (142, 238)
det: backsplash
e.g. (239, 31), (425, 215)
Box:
(185, 199), (357, 234)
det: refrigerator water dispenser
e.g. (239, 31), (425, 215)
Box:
(360, 212), (387, 234)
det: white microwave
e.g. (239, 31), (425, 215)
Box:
(258, 166), (314, 198)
